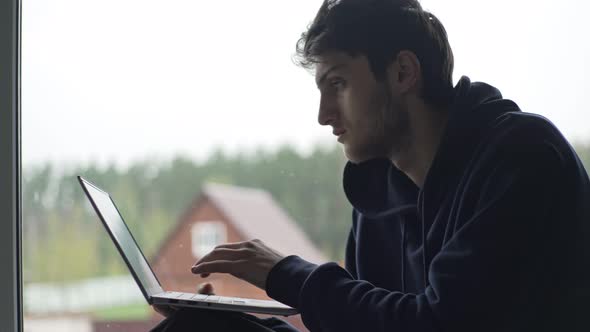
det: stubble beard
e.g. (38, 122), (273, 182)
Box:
(345, 84), (410, 164)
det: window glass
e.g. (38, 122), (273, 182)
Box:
(22, 0), (590, 331)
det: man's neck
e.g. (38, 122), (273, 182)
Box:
(392, 101), (449, 188)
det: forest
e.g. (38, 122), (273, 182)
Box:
(22, 143), (590, 284)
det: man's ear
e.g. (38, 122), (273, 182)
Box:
(387, 50), (421, 95)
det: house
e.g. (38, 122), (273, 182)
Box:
(151, 182), (327, 331)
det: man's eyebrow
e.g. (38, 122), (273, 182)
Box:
(316, 64), (346, 88)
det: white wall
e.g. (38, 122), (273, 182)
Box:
(24, 276), (144, 314)
(24, 316), (92, 332)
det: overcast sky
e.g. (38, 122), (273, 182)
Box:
(22, 0), (590, 169)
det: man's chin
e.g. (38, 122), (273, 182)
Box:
(342, 144), (380, 164)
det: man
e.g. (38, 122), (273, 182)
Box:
(153, 0), (590, 331)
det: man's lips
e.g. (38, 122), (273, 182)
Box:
(333, 129), (346, 136)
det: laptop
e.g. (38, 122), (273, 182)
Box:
(77, 176), (298, 316)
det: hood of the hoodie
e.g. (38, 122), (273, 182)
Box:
(343, 76), (521, 215)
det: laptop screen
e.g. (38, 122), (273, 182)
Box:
(79, 177), (164, 301)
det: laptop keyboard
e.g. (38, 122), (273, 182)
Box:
(161, 291), (276, 306)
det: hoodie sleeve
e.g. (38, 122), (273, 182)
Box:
(266, 144), (563, 332)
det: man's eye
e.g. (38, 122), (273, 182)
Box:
(330, 79), (345, 89)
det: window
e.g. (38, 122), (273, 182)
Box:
(191, 222), (227, 258)
(16, 0), (590, 331)
(21, 2), (329, 330)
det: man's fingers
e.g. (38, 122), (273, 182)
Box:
(193, 248), (251, 267)
(191, 259), (248, 276)
(213, 241), (252, 249)
(197, 282), (215, 295)
(211, 239), (261, 251)
(191, 260), (235, 274)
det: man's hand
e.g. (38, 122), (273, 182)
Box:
(197, 282), (215, 295)
(191, 239), (284, 291)
(153, 304), (177, 318)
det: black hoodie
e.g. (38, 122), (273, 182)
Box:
(266, 76), (590, 332)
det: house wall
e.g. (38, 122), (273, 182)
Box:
(153, 196), (269, 299)
(151, 196), (308, 331)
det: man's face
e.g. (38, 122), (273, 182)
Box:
(315, 52), (409, 164)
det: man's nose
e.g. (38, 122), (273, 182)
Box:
(318, 95), (337, 126)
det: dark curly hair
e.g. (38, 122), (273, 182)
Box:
(295, 0), (455, 108)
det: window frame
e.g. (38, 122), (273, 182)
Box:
(0, 0), (22, 331)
